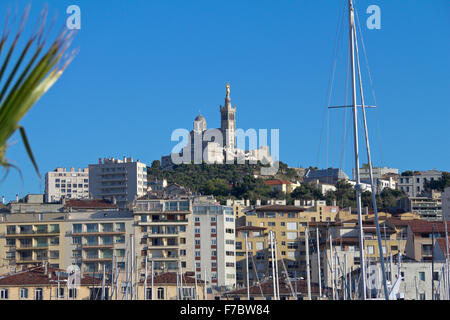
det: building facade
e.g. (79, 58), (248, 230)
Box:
(133, 197), (193, 274)
(45, 167), (89, 203)
(397, 170), (442, 197)
(192, 197), (236, 289)
(89, 157), (147, 208)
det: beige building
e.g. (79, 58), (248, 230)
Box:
(65, 210), (134, 275)
(137, 272), (206, 300)
(0, 266), (106, 300)
(45, 167), (89, 203)
(0, 213), (66, 275)
(133, 196), (193, 274)
(406, 220), (448, 262)
(235, 203), (340, 285)
(89, 157), (147, 208)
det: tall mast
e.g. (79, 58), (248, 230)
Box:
(130, 234), (134, 300)
(305, 226), (312, 300)
(445, 221), (449, 300)
(274, 234), (280, 300)
(316, 227), (322, 299)
(329, 233), (335, 300)
(348, 0), (366, 300)
(270, 231), (277, 300)
(151, 260), (154, 300)
(144, 256), (148, 300)
(245, 233), (250, 300)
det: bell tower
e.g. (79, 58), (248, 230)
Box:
(220, 83), (236, 150)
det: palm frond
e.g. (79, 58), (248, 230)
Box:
(0, 4), (77, 177)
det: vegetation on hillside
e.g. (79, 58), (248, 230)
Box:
(148, 160), (407, 210)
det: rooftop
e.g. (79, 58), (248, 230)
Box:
(0, 266), (102, 287)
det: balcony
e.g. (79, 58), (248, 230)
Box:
(82, 242), (114, 249)
(5, 230), (60, 237)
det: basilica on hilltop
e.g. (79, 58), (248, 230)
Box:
(161, 84), (272, 169)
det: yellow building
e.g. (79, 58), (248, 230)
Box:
(136, 272), (206, 300)
(0, 266), (106, 300)
(0, 213), (66, 275)
(235, 203), (340, 286)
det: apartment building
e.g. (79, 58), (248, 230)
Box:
(238, 204), (340, 282)
(192, 196), (236, 289)
(442, 187), (450, 221)
(406, 220), (448, 262)
(350, 259), (446, 300)
(398, 196), (442, 220)
(65, 210), (134, 274)
(45, 167), (89, 203)
(353, 166), (398, 181)
(133, 195), (193, 274)
(235, 225), (267, 288)
(0, 213), (66, 275)
(397, 170), (442, 197)
(89, 157), (147, 208)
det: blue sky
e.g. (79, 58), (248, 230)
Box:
(0, 0), (449, 201)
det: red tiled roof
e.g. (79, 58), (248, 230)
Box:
(436, 238), (450, 258)
(142, 272), (204, 285)
(0, 266), (102, 286)
(255, 205), (305, 212)
(408, 220), (447, 234)
(265, 180), (292, 186)
(64, 199), (118, 209)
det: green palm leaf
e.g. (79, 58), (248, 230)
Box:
(0, 4), (76, 177)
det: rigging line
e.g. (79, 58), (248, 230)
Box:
(317, 1), (346, 169)
(354, 6), (385, 168)
(249, 252), (264, 298)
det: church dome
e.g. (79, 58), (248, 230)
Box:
(195, 114), (206, 122)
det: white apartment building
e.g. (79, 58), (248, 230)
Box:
(353, 166), (399, 181)
(192, 197), (236, 290)
(397, 170), (442, 197)
(45, 167), (89, 202)
(89, 157), (147, 208)
(443, 187), (450, 221)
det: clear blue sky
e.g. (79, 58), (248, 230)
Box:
(0, 0), (449, 201)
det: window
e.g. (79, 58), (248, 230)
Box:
(195, 228), (200, 234)
(419, 272), (425, 281)
(287, 232), (297, 240)
(268, 222), (276, 227)
(69, 288), (77, 299)
(286, 222), (297, 231)
(20, 288), (28, 299)
(35, 288), (43, 300)
(157, 287), (164, 300)
(211, 217), (216, 222)
(256, 242), (264, 250)
(0, 289), (8, 299)
(211, 228), (216, 234)
(368, 246), (375, 254)
(236, 242), (242, 250)
(58, 287), (64, 299)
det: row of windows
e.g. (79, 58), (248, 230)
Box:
(0, 288), (77, 300)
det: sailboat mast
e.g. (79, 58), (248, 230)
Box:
(245, 233), (250, 300)
(305, 226), (312, 299)
(316, 227), (322, 299)
(270, 231), (277, 300)
(348, 0), (366, 300)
